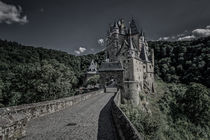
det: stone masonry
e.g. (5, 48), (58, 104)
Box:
(99, 18), (155, 106)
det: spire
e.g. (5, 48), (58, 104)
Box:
(119, 19), (126, 35)
(112, 21), (119, 35)
(128, 28), (134, 50)
(127, 27), (135, 58)
(113, 21), (119, 29)
(140, 44), (149, 62)
(140, 29), (144, 36)
(129, 18), (139, 35)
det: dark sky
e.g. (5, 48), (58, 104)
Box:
(0, 0), (210, 55)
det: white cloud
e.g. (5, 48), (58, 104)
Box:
(158, 37), (170, 41)
(192, 28), (210, 37)
(0, 1), (28, 24)
(74, 47), (87, 55)
(74, 50), (81, 55)
(98, 38), (104, 46)
(163, 37), (169, 40)
(178, 26), (210, 41)
(178, 35), (195, 41)
(206, 25), (210, 29)
(79, 47), (86, 53)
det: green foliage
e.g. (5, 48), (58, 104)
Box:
(158, 82), (210, 140)
(149, 37), (210, 87)
(0, 39), (105, 107)
(0, 79), (4, 107)
(180, 83), (210, 126)
(86, 75), (100, 87)
(122, 80), (210, 140)
(121, 104), (162, 140)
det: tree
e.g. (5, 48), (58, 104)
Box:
(180, 83), (210, 126)
(0, 79), (4, 107)
(86, 75), (100, 87)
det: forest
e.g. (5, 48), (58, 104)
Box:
(149, 37), (210, 88)
(0, 37), (209, 139)
(0, 39), (105, 107)
(122, 37), (210, 140)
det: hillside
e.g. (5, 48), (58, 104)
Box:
(0, 39), (105, 107)
(121, 37), (210, 140)
(149, 36), (210, 88)
(0, 36), (209, 108)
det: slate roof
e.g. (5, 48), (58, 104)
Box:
(98, 61), (123, 72)
(140, 44), (149, 62)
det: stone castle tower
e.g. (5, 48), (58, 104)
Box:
(99, 18), (155, 106)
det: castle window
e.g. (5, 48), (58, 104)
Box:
(150, 65), (152, 69)
(143, 66), (146, 69)
(127, 84), (129, 88)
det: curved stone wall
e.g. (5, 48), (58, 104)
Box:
(111, 90), (143, 140)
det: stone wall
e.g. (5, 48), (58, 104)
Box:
(0, 90), (103, 140)
(111, 90), (143, 140)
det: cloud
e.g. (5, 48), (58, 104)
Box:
(158, 37), (170, 41)
(192, 28), (210, 38)
(0, 1), (28, 24)
(74, 47), (87, 55)
(206, 25), (210, 29)
(90, 48), (95, 52)
(79, 47), (86, 53)
(178, 35), (195, 41)
(159, 25), (210, 41)
(178, 27), (210, 41)
(74, 50), (81, 55)
(98, 38), (104, 46)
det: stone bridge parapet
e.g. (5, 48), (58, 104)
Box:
(0, 90), (103, 140)
(111, 89), (143, 140)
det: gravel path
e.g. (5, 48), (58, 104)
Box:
(22, 92), (118, 140)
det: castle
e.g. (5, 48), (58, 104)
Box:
(98, 18), (155, 106)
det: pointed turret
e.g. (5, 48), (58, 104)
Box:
(88, 60), (97, 72)
(113, 22), (119, 30)
(112, 22), (119, 38)
(119, 19), (126, 35)
(140, 29), (145, 42)
(140, 44), (149, 62)
(128, 28), (135, 57)
(129, 18), (139, 35)
(140, 29), (144, 36)
(129, 28), (134, 50)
